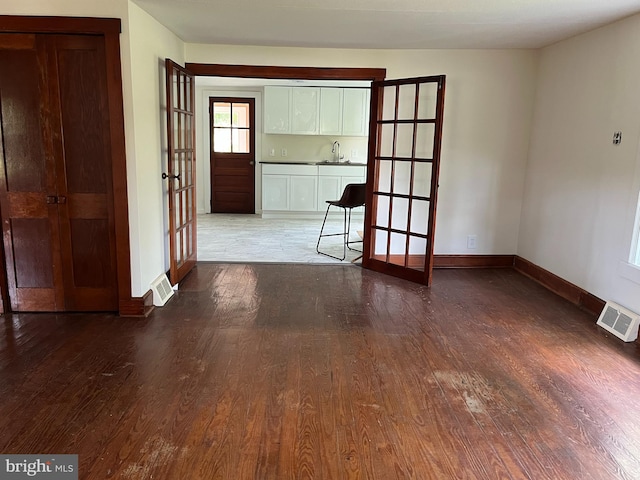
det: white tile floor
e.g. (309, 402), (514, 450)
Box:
(197, 213), (364, 263)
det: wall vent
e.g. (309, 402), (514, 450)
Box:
(596, 301), (640, 342)
(150, 273), (175, 307)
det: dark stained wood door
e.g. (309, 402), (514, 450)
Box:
(47, 34), (118, 311)
(0, 34), (61, 311)
(209, 97), (255, 213)
(0, 33), (118, 312)
(362, 75), (446, 286)
(166, 59), (197, 285)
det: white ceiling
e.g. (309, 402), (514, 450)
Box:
(132, 0), (640, 49)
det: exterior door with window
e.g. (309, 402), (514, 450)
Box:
(210, 97), (256, 213)
(362, 75), (446, 285)
(166, 59), (197, 285)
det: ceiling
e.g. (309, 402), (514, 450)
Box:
(132, 0), (640, 49)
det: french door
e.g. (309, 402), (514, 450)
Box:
(166, 60), (197, 285)
(209, 97), (256, 213)
(362, 75), (446, 285)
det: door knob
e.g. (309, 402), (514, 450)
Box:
(249, 161), (255, 165)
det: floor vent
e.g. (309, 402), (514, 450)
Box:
(150, 274), (175, 307)
(596, 301), (640, 342)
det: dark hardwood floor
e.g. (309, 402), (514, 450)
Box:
(1, 264), (640, 479)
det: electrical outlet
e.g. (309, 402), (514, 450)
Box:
(351, 149), (358, 158)
(281, 148), (288, 157)
(467, 235), (477, 249)
(269, 148), (275, 157)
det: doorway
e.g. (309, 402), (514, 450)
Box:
(209, 97), (256, 213)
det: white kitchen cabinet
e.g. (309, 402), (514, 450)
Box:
(262, 163), (365, 214)
(290, 175), (318, 211)
(342, 88), (370, 136)
(262, 164), (318, 212)
(317, 175), (342, 209)
(317, 165), (366, 211)
(319, 88), (343, 136)
(264, 86), (291, 134)
(265, 86), (370, 136)
(262, 174), (289, 210)
(291, 88), (320, 135)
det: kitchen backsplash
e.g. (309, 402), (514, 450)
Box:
(262, 134), (368, 163)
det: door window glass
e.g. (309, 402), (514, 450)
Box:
(212, 102), (251, 153)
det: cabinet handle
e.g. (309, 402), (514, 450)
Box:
(249, 161), (255, 165)
(162, 173), (181, 181)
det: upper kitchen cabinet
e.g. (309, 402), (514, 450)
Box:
(320, 87), (370, 137)
(342, 88), (370, 136)
(264, 86), (370, 136)
(319, 88), (343, 136)
(291, 87), (320, 134)
(264, 86), (291, 134)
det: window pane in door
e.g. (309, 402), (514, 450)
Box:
(413, 162), (432, 198)
(232, 128), (250, 153)
(415, 123), (435, 159)
(397, 84), (416, 120)
(409, 200), (430, 236)
(396, 124), (414, 158)
(377, 160), (392, 194)
(375, 194), (390, 228)
(393, 160), (411, 196)
(232, 103), (250, 128)
(417, 82), (438, 120)
(213, 102), (231, 126)
(381, 85), (396, 121)
(391, 197), (409, 231)
(213, 127), (232, 152)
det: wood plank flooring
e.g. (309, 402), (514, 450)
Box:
(1, 264), (640, 479)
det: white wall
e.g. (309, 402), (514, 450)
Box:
(127, 2), (185, 294)
(519, 13), (640, 313)
(187, 44), (539, 254)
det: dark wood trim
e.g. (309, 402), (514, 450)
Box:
(104, 30), (134, 316)
(185, 63), (387, 82)
(119, 290), (155, 317)
(433, 254), (515, 269)
(0, 16), (120, 34)
(514, 256), (605, 316)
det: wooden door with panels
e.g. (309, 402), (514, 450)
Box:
(0, 33), (118, 312)
(209, 97), (256, 213)
(362, 75), (446, 285)
(165, 60), (197, 285)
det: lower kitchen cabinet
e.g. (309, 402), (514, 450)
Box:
(262, 163), (366, 214)
(262, 175), (289, 210)
(290, 175), (318, 211)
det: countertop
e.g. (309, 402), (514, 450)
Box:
(259, 160), (367, 166)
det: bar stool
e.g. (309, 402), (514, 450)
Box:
(316, 183), (366, 261)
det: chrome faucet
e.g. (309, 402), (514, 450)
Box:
(332, 141), (344, 163)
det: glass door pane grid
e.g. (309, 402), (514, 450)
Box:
(212, 102), (251, 154)
(370, 81), (435, 269)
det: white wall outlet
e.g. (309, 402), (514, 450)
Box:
(281, 148), (288, 157)
(269, 148), (275, 157)
(467, 235), (477, 249)
(351, 149), (358, 158)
